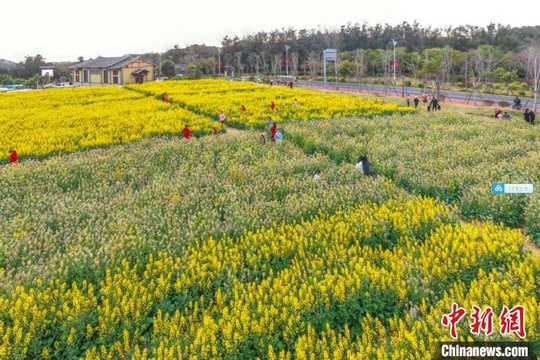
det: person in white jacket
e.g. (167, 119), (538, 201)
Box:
(356, 155), (372, 176)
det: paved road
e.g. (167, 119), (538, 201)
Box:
(297, 80), (538, 109)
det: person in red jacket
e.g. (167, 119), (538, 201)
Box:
(183, 125), (193, 139)
(270, 122), (277, 141)
(9, 149), (18, 164)
(270, 101), (275, 111)
(241, 104), (246, 113)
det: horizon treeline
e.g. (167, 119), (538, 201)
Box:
(155, 21), (540, 84)
(3, 21), (540, 87)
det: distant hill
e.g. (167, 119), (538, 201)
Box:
(0, 59), (17, 70)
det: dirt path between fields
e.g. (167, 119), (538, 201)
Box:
(224, 127), (243, 135)
(524, 241), (540, 258)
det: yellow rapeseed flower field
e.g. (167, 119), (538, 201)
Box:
(0, 196), (537, 359)
(0, 80), (538, 359)
(0, 86), (213, 159)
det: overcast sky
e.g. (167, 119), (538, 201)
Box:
(2, 0), (538, 62)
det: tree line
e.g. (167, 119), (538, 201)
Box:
(2, 21), (540, 99)
(151, 22), (540, 96)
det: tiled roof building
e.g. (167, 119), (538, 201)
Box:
(69, 55), (154, 86)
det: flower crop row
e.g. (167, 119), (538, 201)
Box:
(2, 80), (411, 159)
(0, 86), (215, 159)
(0, 131), (406, 293)
(0, 197), (537, 359)
(284, 112), (540, 244)
(127, 79), (414, 128)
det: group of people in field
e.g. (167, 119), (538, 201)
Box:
(406, 93), (441, 112)
(8, 90), (536, 166)
(494, 97), (536, 123)
(183, 96), (376, 180)
(179, 99), (284, 141)
(404, 92), (536, 125)
(494, 108), (512, 120)
(495, 105), (535, 124)
(509, 96), (536, 124)
(263, 117), (282, 143)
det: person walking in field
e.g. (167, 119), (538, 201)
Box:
(361, 156), (372, 176)
(275, 129), (283, 143)
(270, 101), (276, 111)
(421, 93), (428, 107)
(413, 96), (419, 108)
(241, 104), (247, 113)
(270, 122), (277, 142)
(406, 94), (411, 107)
(429, 96), (439, 112)
(218, 111), (226, 123)
(356, 155), (372, 177)
(9, 149), (18, 164)
(183, 125), (193, 139)
(513, 96), (522, 110)
(524, 108), (535, 124)
(162, 92), (169, 102)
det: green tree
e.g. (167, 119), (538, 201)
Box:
(160, 60), (176, 78)
(10, 54), (46, 79)
(338, 59), (355, 79)
(0, 73), (14, 85)
(53, 64), (71, 82)
(492, 66), (519, 95)
(185, 63), (202, 79)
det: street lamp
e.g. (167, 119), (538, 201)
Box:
(285, 45), (290, 76)
(158, 52), (162, 80)
(218, 47), (221, 77)
(391, 39), (397, 85)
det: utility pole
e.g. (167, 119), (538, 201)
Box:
(285, 45), (290, 76)
(392, 39), (397, 86)
(323, 50), (327, 85)
(218, 48), (221, 77)
(159, 52), (162, 80)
